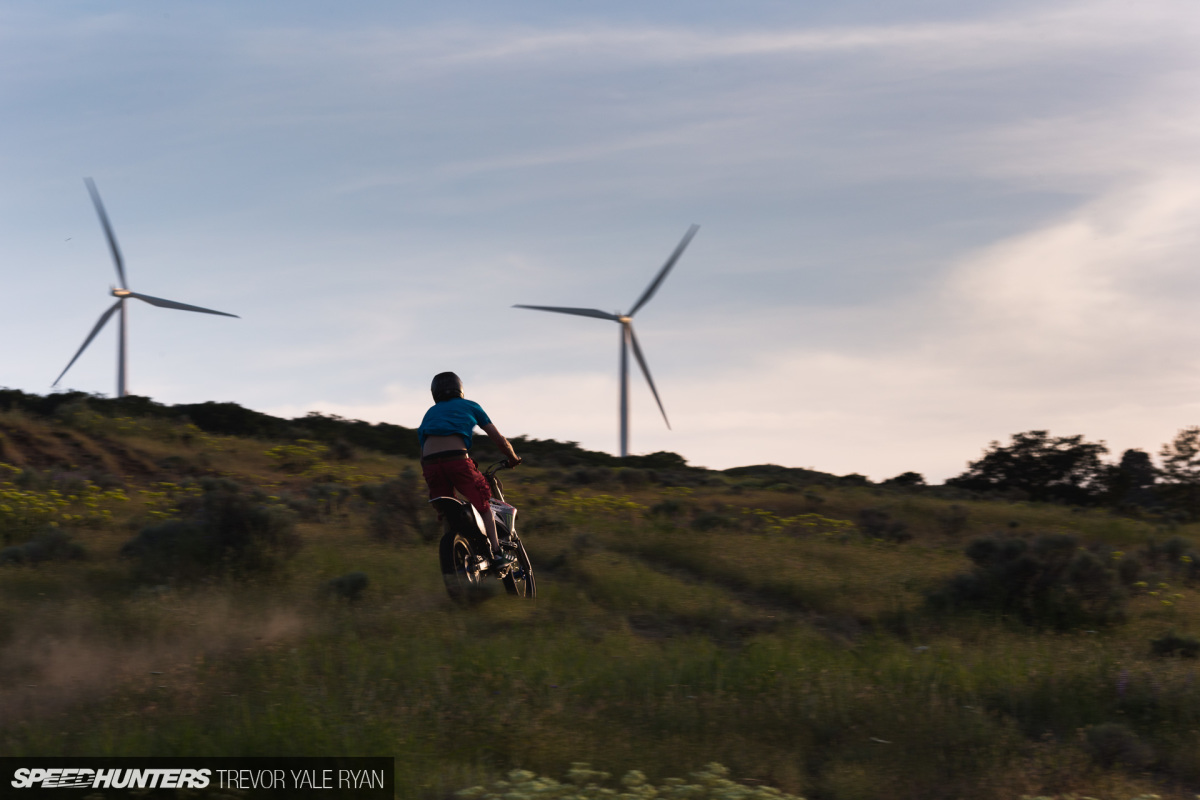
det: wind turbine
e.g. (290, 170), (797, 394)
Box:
(53, 178), (239, 398)
(515, 224), (699, 458)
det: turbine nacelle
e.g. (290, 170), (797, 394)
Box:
(53, 178), (239, 398)
(514, 224), (700, 457)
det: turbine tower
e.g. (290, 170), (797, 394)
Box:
(515, 224), (699, 458)
(53, 178), (239, 398)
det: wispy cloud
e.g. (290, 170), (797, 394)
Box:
(241, 0), (1199, 77)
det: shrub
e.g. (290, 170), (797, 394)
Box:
(1116, 556), (1144, 586)
(858, 508), (912, 542)
(1, 466), (128, 542)
(120, 478), (299, 582)
(307, 482), (351, 517)
(937, 504), (970, 536)
(1128, 536), (1200, 585)
(1082, 722), (1154, 769)
(649, 499), (683, 519)
(326, 438), (356, 461)
(277, 493), (320, 522)
(1150, 631), (1200, 658)
(928, 533), (1127, 629)
(357, 468), (436, 543)
(0, 528), (86, 565)
(691, 511), (731, 531)
(882, 471), (926, 488)
(522, 510), (567, 534)
(567, 467), (611, 487)
(616, 468), (650, 488)
(324, 571), (368, 601)
(1142, 535), (1193, 564)
(264, 440), (327, 473)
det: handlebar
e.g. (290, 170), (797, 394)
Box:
(484, 459), (520, 477)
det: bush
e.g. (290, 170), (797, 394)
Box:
(691, 511), (731, 531)
(120, 478), (299, 582)
(928, 533), (1127, 629)
(1150, 631), (1200, 658)
(1123, 536), (1200, 586)
(324, 571), (368, 601)
(858, 508), (912, 542)
(307, 483), (351, 518)
(567, 467), (612, 487)
(649, 499), (683, 519)
(1142, 535), (1193, 564)
(616, 468), (650, 488)
(882, 471), (926, 488)
(0, 528), (86, 565)
(522, 510), (567, 535)
(1082, 723), (1154, 769)
(937, 504), (970, 536)
(326, 438), (356, 461)
(264, 440), (327, 473)
(357, 468), (436, 543)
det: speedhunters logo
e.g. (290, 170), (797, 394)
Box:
(0, 758), (392, 798)
(11, 768), (210, 790)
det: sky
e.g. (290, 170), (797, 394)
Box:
(3, 0), (1200, 481)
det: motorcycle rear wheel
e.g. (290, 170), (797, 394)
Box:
(440, 531), (483, 604)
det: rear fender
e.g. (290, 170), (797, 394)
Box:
(429, 496), (486, 539)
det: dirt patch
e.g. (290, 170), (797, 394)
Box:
(0, 421), (162, 480)
(0, 597), (307, 723)
(88, 435), (160, 479)
(0, 422), (72, 469)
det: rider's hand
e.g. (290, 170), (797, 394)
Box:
(507, 455), (523, 468)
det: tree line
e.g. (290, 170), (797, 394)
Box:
(4, 389), (1198, 515)
(945, 428), (1200, 518)
(0, 389), (690, 471)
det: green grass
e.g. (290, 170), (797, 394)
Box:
(3, 415), (1200, 799)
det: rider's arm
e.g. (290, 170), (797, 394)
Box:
(479, 423), (521, 466)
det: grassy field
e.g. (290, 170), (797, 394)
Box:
(2, 409), (1199, 800)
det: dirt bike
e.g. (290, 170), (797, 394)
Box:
(430, 460), (535, 602)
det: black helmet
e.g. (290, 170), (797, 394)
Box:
(431, 372), (463, 402)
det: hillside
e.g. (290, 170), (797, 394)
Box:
(2, 401), (1200, 800)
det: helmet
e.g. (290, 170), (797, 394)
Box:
(431, 372), (464, 402)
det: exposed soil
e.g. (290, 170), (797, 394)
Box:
(0, 420), (161, 479)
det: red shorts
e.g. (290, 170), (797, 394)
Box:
(422, 457), (492, 514)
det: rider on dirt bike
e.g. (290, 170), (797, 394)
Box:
(418, 372), (522, 567)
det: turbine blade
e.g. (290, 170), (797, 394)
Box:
(53, 299), (122, 387)
(128, 292), (239, 317)
(628, 224), (699, 317)
(84, 178), (128, 288)
(513, 304), (619, 321)
(626, 323), (670, 430)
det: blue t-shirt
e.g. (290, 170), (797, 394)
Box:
(418, 398), (492, 450)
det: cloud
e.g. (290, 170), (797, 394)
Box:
(943, 175), (1200, 370)
(242, 1), (1199, 77)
